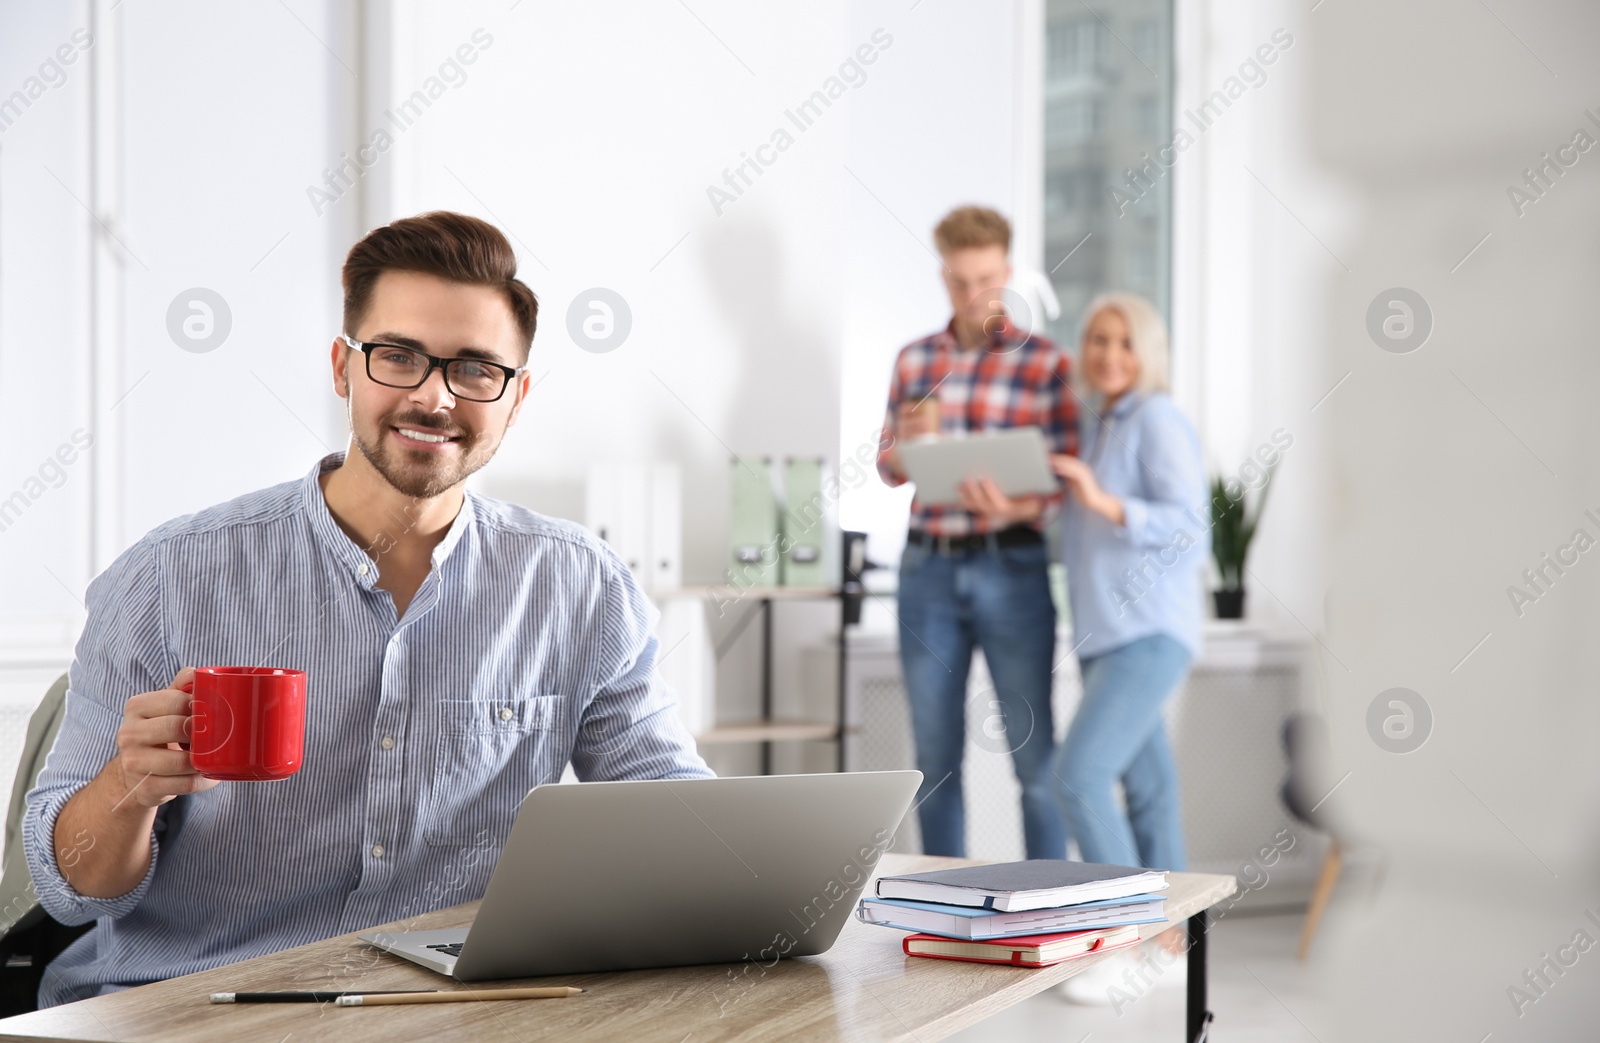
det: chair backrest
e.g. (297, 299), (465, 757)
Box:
(1280, 713), (1335, 827)
(0, 672), (94, 1015)
(1279, 638), (1339, 832)
(0, 671), (73, 938)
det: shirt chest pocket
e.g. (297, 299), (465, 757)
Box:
(421, 695), (568, 848)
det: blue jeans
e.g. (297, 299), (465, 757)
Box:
(896, 537), (1066, 860)
(1051, 632), (1191, 871)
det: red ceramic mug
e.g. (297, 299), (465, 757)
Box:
(180, 667), (307, 781)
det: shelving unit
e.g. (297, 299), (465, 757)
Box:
(675, 584), (852, 774)
(695, 721), (840, 745)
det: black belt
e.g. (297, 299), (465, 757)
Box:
(906, 526), (1043, 554)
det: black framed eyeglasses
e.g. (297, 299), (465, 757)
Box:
(341, 335), (523, 403)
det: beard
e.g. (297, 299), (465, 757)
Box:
(348, 407), (504, 499)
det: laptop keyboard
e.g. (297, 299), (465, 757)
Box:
(425, 943), (464, 958)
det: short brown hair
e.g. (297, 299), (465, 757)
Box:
(933, 205), (1011, 255)
(341, 211), (539, 360)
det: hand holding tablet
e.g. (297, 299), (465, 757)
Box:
(896, 426), (1058, 506)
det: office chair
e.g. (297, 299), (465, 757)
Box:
(1278, 711), (1342, 960)
(0, 673), (94, 1015)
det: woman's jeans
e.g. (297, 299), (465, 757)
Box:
(1051, 632), (1191, 871)
(896, 537), (1066, 860)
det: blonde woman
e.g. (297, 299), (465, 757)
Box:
(1049, 293), (1206, 992)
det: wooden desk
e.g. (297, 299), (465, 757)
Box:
(0, 855), (1236, 1043)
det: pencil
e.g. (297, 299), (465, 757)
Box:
(335, 986), (584, 1006)
(210, 991), (432, 1003)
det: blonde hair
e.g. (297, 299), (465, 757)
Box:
(1078, 291), (1170, 395)
(933, 206), (1011, 255)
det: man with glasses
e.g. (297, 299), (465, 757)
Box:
(876, 206), (1076, 861)
(23, 211), (712, 1007)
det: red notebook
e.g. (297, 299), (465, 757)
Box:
(902, 923), (1142, 967)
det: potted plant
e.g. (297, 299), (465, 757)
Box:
(1209, 464), (1275, 619)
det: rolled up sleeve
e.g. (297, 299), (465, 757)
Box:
(571, 548), (714, 782)
(876, 355), (908, 488)
(23, 540), (171, 925)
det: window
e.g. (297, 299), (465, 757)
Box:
(1045, 18), (1107, 81)
(1045, 97), (1103, 146)
(1131, 19), (1161, 68)
(1041, 0), (1173, 347)
(1134, 94), (1160, 137)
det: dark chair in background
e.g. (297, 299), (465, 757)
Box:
(1279, 712), (1341, 960)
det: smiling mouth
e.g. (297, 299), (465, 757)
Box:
(392, 425), (461, 446)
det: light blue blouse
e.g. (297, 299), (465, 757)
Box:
(1060, 391), (1209, 659)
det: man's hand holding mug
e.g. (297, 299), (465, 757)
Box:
(56, 664), (306, 898)
(111, 666), (219, 809)
(886, 397), (941, 480)
(114, 665), (307, 808)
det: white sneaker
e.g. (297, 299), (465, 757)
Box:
(1055, 950), (1137, 1006)
(1056, 945), (1187, 1006)
(1141, 945), (1187, 990)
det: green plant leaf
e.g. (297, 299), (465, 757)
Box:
(1210, 460), (1278, 591)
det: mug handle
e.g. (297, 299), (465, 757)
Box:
(178, 680), (194, 753)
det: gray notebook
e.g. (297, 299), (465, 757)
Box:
(875, 859), (1169, 912)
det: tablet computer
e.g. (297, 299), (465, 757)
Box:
(897, 426), (1058, 506)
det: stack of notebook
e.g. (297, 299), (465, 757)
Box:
(855, 860), (1169, 967)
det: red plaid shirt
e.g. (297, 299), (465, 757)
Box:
(877, 317), (1079, 538)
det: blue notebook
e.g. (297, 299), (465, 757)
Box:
(857, 892), (1167, 941)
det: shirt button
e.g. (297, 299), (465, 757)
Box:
(371, 843), (385, 858)
(358, 563), (370, 576)
(499, 707), (514, 721)
(380, 736), (394, 750)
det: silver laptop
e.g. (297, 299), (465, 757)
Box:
(359, 770), (921, 980)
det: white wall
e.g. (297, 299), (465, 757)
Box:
(113, 0), (357, 545)
(1200, 0), (1600, 1036)
(365, 2), (846, 574)
(363, 1), (866, 773)
(1, 1), (99, 663)
(2, 0), (359, 675)
(1169, 0), (1331, 634)
(839, 1), (1019, 568)
(0, 0), (361, 797)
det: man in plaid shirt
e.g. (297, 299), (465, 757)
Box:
(876, 206), (1077, 859)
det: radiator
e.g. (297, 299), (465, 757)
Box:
(830, 623), (1319, 881)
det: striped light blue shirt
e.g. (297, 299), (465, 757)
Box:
(22, 452), (712, 1007)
